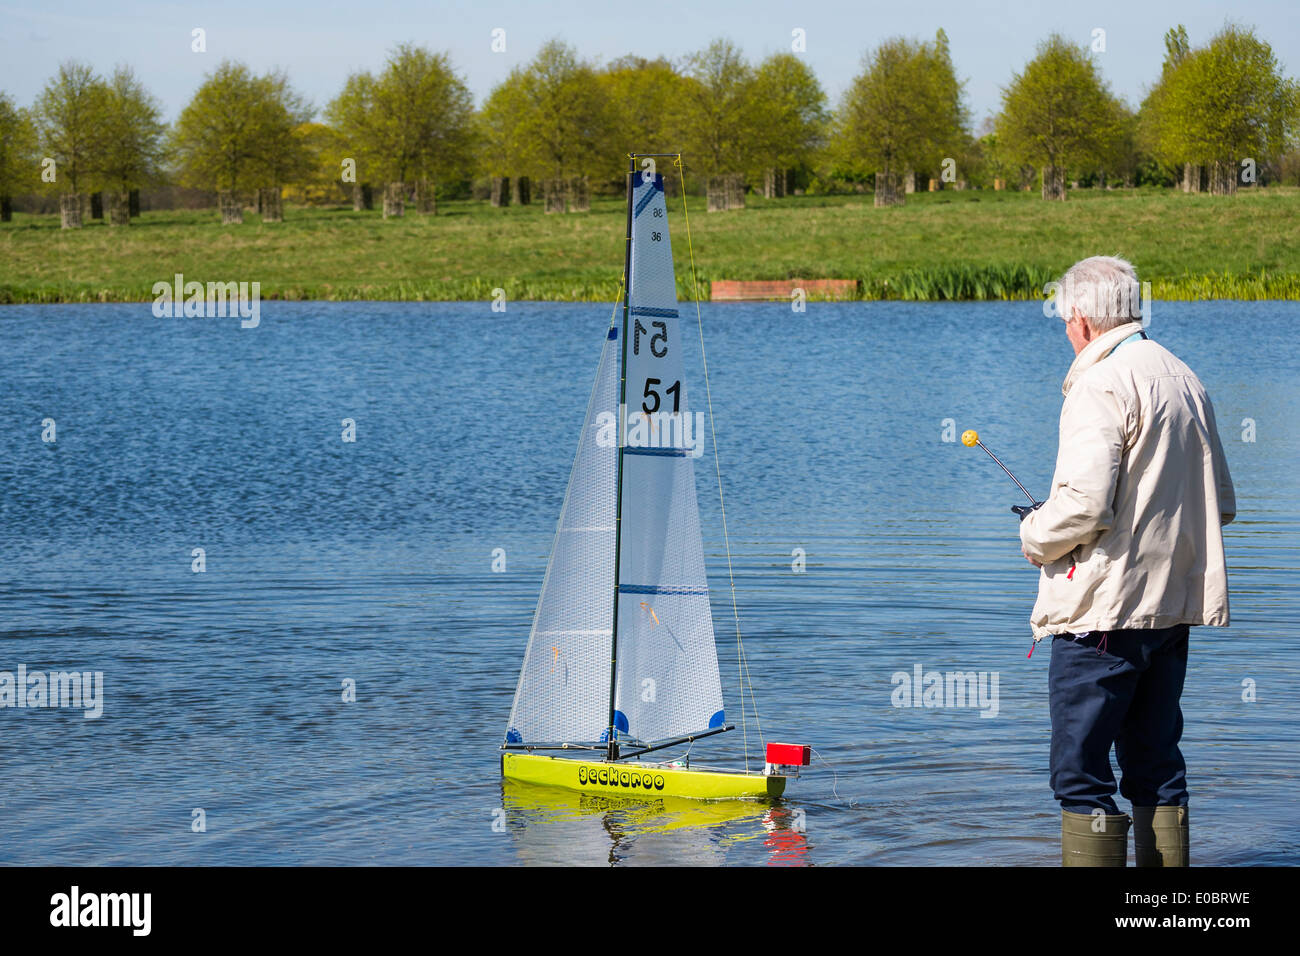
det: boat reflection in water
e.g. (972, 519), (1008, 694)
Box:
(500, 777), (811, 866)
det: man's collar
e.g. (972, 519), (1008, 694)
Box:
(1062, 320), (1146, 396)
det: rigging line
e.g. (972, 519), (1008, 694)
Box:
(809, 747), (855, 807)
(657, 740), (694, 767)
(609, 232), (627, 331)
(610, 275), (624, 329)
(729, 632), (764, 770)
(673, 154), (764, 772)
(738, 631), (765, 755)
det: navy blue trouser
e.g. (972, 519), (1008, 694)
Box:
(1048, 623), (1190, 814)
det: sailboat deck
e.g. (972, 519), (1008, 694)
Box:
(501, 752), (786, 801)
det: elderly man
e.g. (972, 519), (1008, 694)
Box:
(1019, 256), (1235, 867)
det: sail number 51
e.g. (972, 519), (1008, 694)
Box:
(642, 378), (681, 414)
(633, 319), (667, 358)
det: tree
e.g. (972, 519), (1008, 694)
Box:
(600, 56), (684, 164)
(251, 70), (312, 188)
(476, 71), (529, 179)
(97, 66), (166, 224)
(959, 127), (1002, 190)
(283, 121), (348, 205)
(672, 39), (759, 179)
(996, 34), (1122, 199)
(327, 44), (475, 216)
(0, 92), (39, 222)
(749, 52), (829, 196)
(1099, 102), (1141, 187)
(325, 72), (382, 206)
(480, 40), (611, 183)
(1152, 24), (1298, 195)
(1141, 25), (1200, 189)
(1165, 24), (1192, 63)
(173, 60), (311, 223)
(922, 29), (971, 182)
(34, 61), (105, 226)
(836, 32), (967, 206)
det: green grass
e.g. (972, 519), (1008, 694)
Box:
(2, 186), (1299, 303)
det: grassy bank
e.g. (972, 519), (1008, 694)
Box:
(2, 187), (1299, 303)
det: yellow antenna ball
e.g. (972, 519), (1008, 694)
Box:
(961, 429), (979, 447)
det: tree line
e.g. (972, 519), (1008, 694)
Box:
(0, 23), (1296, 227)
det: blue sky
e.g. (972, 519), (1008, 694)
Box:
(2, 1), (1297, 125)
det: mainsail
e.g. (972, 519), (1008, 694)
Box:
(505, 167), (725, 750)
(612, 171), (725, 745)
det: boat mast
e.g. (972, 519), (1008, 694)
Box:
(607, 154), (635, 762)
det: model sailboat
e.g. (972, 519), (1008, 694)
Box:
(501, 156), (806, 800)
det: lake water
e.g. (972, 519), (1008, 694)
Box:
(0, 300), (1295, 866)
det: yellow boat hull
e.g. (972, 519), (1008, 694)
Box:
(501, 752), (785, 801)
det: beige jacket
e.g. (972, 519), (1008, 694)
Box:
(1020, 320), (1235, 640)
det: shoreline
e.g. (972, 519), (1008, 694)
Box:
(4, 190), (1298, 304)
(3, 273), (1297, 305)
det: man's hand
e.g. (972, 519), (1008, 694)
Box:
(1023, 548), (1042, 568)
(1012, 501), (1044, 521)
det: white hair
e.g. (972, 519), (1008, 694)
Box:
(1055, 256), (1142, 332)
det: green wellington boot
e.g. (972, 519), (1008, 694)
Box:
(1132, 806), (1189, 867)
(1061, 809), (1131, 866)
